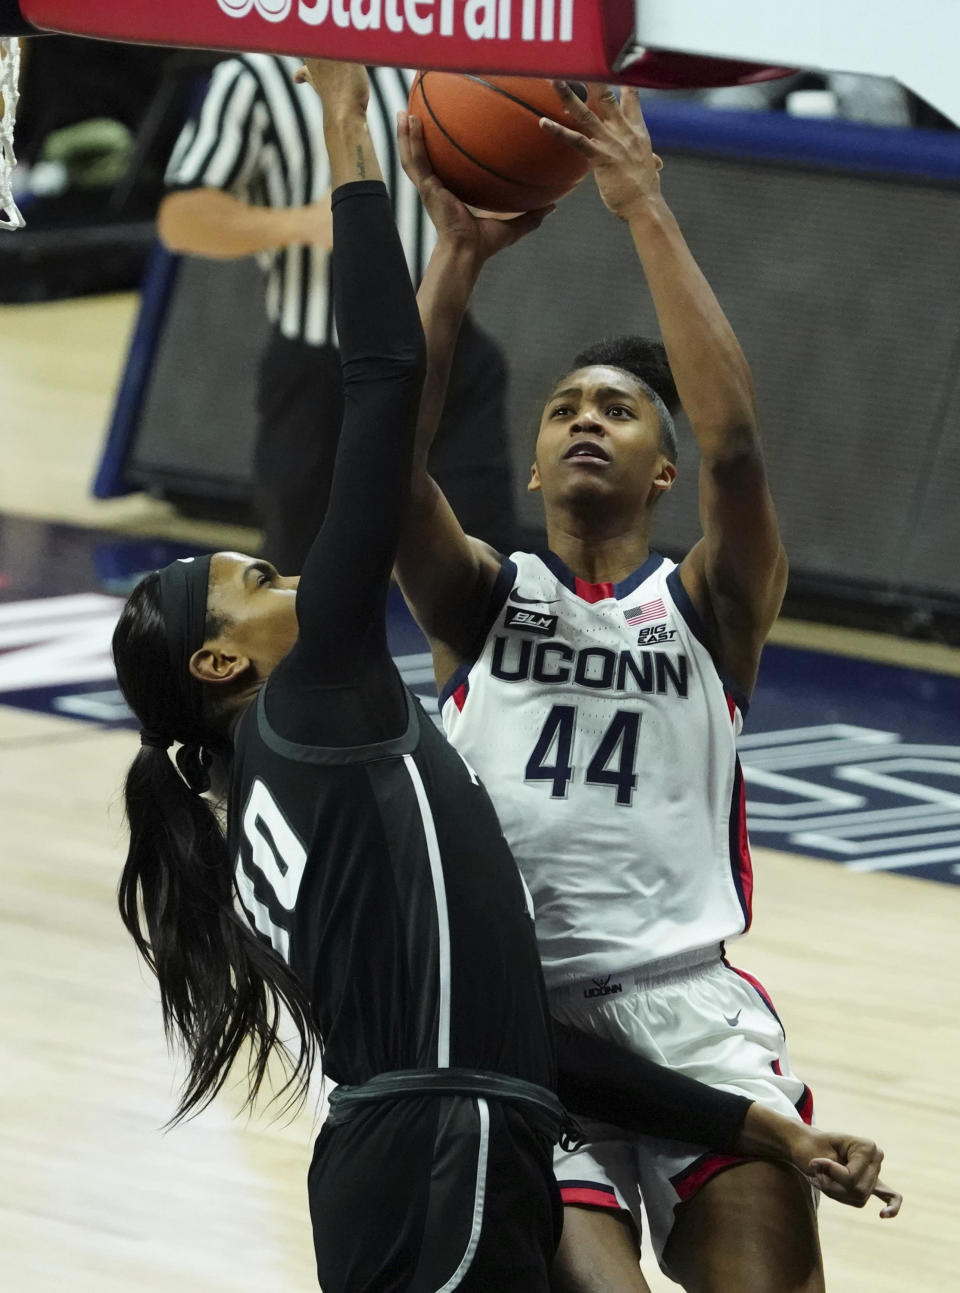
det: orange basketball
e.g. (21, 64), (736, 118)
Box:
(408, 71), (597, 213)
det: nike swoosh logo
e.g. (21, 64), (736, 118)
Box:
(510, 591), (559, 605)
(724, 1010), (742, 1027)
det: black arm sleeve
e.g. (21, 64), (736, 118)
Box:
(554, 1020), (752, 1153)
(265, 181), (426, 744)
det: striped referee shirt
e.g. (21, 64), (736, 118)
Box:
(165, 55), (435, 347)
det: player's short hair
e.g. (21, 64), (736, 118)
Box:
(571, 336), (680, 463)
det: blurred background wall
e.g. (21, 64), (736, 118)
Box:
(102, 107), (960, 629)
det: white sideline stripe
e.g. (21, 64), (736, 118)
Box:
(399, 667), (438, 687)
(402, 753), (451, 1068)
(747, 802), (960, 834)
(737, 723), (893, 749)
(744, 765), (865, 815)
(795, 827), (960, 856)
(839, 755), (960, 780)
(53, 690), (130, 722)
(787, 808), (960, 841)
(395, 652), (434, 670)
(848, 844), (960, 873)
(437, 1098), (490, 1293)
(0, 593), (122, 625)
(742, 740), (908, 770)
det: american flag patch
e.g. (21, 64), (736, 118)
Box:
(623, 598), (666, 626)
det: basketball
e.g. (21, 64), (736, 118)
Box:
(408, 71), (597, 213)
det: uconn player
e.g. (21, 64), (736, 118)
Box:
(110, 62), (877, 1293)
(396, 84), (899, 1290)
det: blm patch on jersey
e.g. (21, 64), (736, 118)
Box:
(505, 606), (558, 636)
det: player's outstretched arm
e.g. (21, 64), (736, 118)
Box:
(556, 1021), (901, 1218)
(735, 1103), (903, 1217)
(295, 59), (377, 188)
(393, 110), (552, 664)
(542, 84), (787, 699)
(282, 62), (425, 676)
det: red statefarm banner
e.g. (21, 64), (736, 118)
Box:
(21, 0), (637, 78)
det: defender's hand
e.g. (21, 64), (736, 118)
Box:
(796, 1126), (902, 1217)
(807, 1139), (903, 1218)
(539, 81), (663, 223)
(398, 110), (553, 263)
(736, 1106), (902, 1218)
(294, 59), (369, 117)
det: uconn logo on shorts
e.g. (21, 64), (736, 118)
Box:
(583, 975), (623, 1000)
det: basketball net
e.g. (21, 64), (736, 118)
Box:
(1, 35), (25, 230)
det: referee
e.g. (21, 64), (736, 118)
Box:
(158, 54), (515, 571)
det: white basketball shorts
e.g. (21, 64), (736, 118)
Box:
(550, 944), (813, 1277)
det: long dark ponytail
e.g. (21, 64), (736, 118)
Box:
(113, 572), (318, 1123)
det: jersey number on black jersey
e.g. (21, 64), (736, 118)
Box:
(237, 777), (308, 958)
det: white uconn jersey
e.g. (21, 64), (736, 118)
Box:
(440, 551), (753, 989)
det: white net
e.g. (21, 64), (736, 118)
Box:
(1, 35), (25, 230)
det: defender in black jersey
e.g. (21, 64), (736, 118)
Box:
(111, 62), (894, 1293)
(113, 63), (561, 1289)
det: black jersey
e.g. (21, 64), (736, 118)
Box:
(220, 180), (553, 1092)
(228, 679), (555, 1088)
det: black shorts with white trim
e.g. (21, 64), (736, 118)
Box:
(309, 1084), (562, 1292)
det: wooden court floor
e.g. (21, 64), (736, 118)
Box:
(2, 294), (959, 1291)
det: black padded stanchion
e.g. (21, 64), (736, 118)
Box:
(0, 1), (36, 37)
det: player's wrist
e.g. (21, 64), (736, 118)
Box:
(434, 233), (484, 269)
(734, 1102), (807, 1162)
(623, 190), (672, 234)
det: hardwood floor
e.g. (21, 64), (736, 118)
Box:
(2, 291), (958, 1291)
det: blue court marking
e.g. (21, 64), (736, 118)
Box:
(0, 522), (213, 731)
(744, 648), (960, 884)
(1, 517), (958, 885)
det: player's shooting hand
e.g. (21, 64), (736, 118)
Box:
(398, 110), (553, 264)
(539, 81), (664, 223)
(293, 59), (369, 116)
(802, 1131), (902, 1217)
